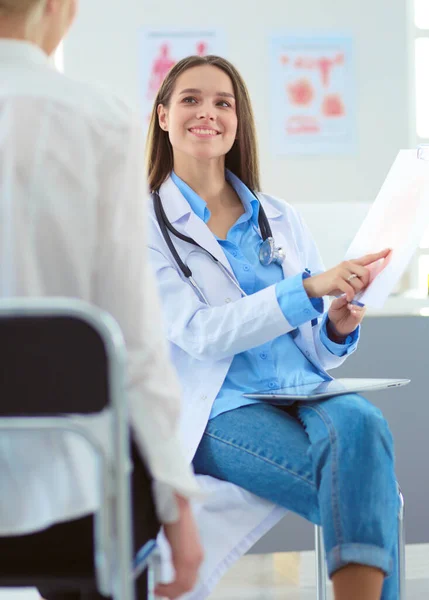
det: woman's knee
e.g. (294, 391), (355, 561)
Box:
(302, 394), (394, 457)
(325, 394), (394, 455)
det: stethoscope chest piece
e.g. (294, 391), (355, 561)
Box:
(259, 237), (286, 266)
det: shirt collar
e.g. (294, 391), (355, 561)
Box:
(225, 170), (260, 226)
(171, 169), (260, 226)
(170, 171), (210, 223)
(0, 39), (50, 67)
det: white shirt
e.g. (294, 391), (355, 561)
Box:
(0, 39), (200, 535)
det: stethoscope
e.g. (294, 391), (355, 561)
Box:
(152, 190), (286, 305)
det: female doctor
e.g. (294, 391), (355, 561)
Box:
(147, 55), (398, 600)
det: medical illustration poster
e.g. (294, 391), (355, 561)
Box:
(269, 34), (356, 155)
(139, 28), (226, 129)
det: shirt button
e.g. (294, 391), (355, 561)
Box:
(243, 265), (250, 272)
(232, 250), (238, 257)
(304, 309), (311, 315)
(259, 352), (268, 360)
(225, 298), (232, 303)
(305, 351), (311, 357)
(268, 382), (276, 389)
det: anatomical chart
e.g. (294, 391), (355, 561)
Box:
(269, 34), (356, 155)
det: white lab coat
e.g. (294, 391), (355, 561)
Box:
(148, 177), (357, 599)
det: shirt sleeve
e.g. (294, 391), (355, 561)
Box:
(275, 272), (324, 328)
(320, 314), (360, 357)
(94, 116), (202, 523)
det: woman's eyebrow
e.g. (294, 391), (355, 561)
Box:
(179, 88), (235, 99)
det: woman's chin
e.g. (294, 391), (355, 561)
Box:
(184, 147), (225, 162)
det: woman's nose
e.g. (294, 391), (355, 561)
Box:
(196, 103), (215, 120)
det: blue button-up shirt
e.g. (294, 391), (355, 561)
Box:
(171, 170), (358, 419)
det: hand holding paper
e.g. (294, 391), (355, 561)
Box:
(344, 149), (429, 308)
(303, 248), (390, 337)
(303, 249), (391, 301)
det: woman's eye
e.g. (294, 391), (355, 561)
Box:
(217, 100), (231, 108)
(183, 97), (197, 104)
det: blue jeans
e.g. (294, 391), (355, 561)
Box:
(193, 395), (399, 599)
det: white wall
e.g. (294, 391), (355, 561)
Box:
(64, 0), (410, 207)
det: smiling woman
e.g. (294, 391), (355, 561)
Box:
(158, 67), (239, 185)
(146, 55), (260, 194)
(145, 53), (400, 600)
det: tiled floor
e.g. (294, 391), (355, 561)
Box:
(1, 544), (428, 599)
(210, 544), (429, 600)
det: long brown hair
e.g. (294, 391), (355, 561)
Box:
(146, 55), (260, 193)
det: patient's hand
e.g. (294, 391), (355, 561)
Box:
(155, 494), (203, 599)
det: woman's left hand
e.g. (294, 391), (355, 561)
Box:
(327, 296), (366, 340)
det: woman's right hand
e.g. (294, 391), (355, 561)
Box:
(303, 249), (391, 302)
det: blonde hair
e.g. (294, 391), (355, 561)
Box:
(0, 0), (46, 24)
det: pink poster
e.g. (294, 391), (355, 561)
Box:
(140, 29), (226, 128)
(270, 34), (356, 155)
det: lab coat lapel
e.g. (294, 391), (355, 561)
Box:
(184, 211), (235, 274)
(159, 176), (237, 277)
(269, 216), (304, 279)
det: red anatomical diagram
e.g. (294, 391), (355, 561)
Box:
(147, 43), (176, 99)
(318, 54), (345, 87)
(322, 94), (345, 117)
(196, 41), (208, 56)
(287, 79), (315, 106)
(286, 115), (320, 134)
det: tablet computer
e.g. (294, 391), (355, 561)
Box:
(242, 378), (410, 403)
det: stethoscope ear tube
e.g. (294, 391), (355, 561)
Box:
(153, 190), (232, 280)
(152, 189), (284, 286)
(153, 191), (193, 278)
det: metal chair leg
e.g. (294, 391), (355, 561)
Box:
(315, 525), (328, 600)
(147, 560), (155, 600)
(398, 488), (406, 600)
(146, 547), (161, 600)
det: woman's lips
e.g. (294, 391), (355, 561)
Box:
(188, 127), (220, 138)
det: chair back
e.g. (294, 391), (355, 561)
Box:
(0, 308), (110, 416)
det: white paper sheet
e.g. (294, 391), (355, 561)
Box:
(344, 149), (429, 307)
